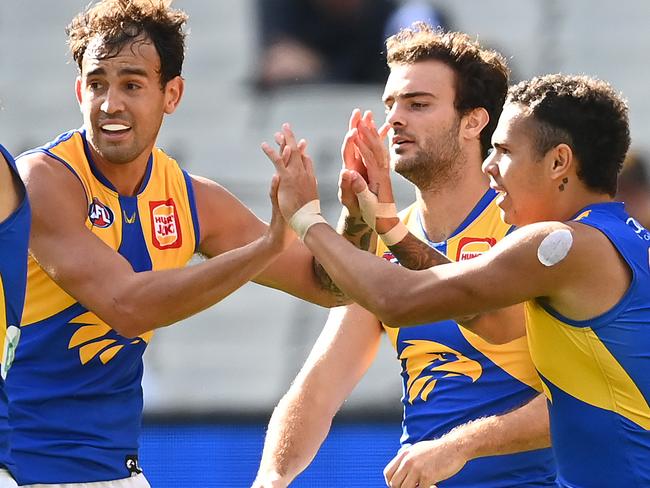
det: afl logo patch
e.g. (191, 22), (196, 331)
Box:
(150, 198), (183, 249)
(88, 197), (114, 228)
(456, 237), (496, 261)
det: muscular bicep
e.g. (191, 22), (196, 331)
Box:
(384, 222), (575, 327)
(191, 174), (346, 306)
(19, 154), (137, 318)
(191, 174), (268, 257)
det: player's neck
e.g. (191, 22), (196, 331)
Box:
(90, 149), (152, 196)
(415, 161), (490, 242)
(557, 185), (614, 221)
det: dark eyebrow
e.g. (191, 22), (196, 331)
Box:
(85, 67), (106, 78)
(118, 67), (149, 78)
(382, 91), (436, 104)
(85, 67), (149, 78)
(492, 142), (507, 150)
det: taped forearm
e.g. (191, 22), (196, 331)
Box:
(354, 187), (408, 246)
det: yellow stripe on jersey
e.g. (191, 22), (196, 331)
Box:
(458, 327), (543, 392)
(526, 300), (650, 428)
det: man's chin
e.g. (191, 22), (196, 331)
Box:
(500, 209), (527, 227)
(392, 157), (414, 174)
(94, 146), (139, 165)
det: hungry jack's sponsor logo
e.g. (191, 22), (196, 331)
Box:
(149, 199), (182, 249)
(456, 237), (496, 261)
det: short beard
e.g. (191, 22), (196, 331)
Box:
(393, 118), (464, 192)
(91, 141), (140, 166)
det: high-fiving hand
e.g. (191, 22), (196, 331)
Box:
(262, 124), (326, 240)
(340, 109), (407, 244)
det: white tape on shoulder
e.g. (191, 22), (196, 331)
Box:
(537, 228), (573, 267)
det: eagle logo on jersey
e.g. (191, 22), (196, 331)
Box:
(67, 312), (153, 365)
(150, 199), (183, 250)
(88, 197), (114, 228)
(456, 237), (496, 261)
(400, 340), (482, 404)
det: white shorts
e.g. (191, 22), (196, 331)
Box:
(0, 469), (17, 488)
(20, 473), (151, 488)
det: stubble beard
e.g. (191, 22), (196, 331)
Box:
(93, 141), (140, 165)
(393, 120), (464, 192)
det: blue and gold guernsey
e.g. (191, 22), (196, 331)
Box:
(526, 202), (650, 487)
(7, 129), (199, 484)
(0, 144), (30, 475)
(379, 189), (555, 487)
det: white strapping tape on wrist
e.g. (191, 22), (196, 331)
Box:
(379, 221), (409, 246)
(289, 199), (327, 241)
(355, 187), (398, 230)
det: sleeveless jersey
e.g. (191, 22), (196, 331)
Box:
(525, 202), (650, 487)
(0, 145), (30, 473)
(7, 130), (199, 484)
(379, 190), (555, 487)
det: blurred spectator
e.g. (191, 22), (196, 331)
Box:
(616, 151), (650, 228)
(256, 0), (449, 89)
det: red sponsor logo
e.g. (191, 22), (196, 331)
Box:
(149, 199), (182, 249)
(456, 237), (496, 261)
(382, 251), (402, 265)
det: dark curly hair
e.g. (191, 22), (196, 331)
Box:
(386, 23), (509, 159)
(508, 74), (630, 196)
(67, 0), (188, 87)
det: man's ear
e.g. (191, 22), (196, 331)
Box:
(163, 76), (184, 115)
(461, 107), (489, 141)
(75, 76), (83, 106)
(549, 143), (573, 179)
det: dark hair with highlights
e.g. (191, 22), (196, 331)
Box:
(67, 0), (188, 87)
(386, 23), (509, 158)
(508, 74), (630, 196)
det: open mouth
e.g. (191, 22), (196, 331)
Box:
(495, 190), (508, 208)
(100, 123), (131, 136)
(392, 136), (414, 146)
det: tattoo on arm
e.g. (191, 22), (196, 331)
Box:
(387, 232), (450, 271)
(312, 211), (376, 305)
(313, 260), (349, 305)
(338, 213), (376, 253)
